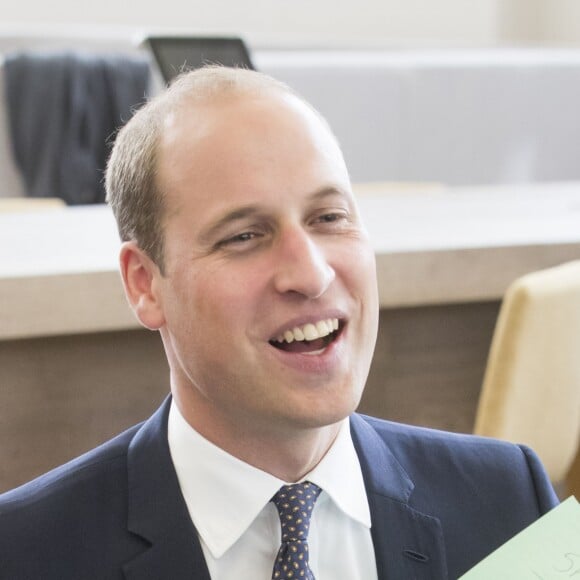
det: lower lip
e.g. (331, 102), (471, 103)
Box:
(268, 328), (345, 374)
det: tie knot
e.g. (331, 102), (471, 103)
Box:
(271, 481), (322, 543)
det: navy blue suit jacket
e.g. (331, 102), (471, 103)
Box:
(0, 397), (558, 579)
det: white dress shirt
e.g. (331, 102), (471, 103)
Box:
(168, 401), (378, 579)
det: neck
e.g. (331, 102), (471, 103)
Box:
(233, 423), (342, 482)
(173, 394), (342, 482)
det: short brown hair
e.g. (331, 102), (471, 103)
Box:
(105, 66), (295, 273)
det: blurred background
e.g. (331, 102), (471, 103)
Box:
(1, 0), (579, 499)
(3, 0), (580, 48)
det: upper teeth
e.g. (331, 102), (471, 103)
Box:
(274, 318), (339, 344)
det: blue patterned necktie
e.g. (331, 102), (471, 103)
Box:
(271, 481), (322, 580)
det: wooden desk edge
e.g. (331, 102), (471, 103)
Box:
(2, 241), (580, 340)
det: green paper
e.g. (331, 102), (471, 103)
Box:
(459, 496), (580, 580)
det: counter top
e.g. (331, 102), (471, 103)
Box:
(2, 181), (580, 339)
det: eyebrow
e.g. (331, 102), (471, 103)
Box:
(198, 205), (264, 246)
(198, 186), (352, 244)
(310, 185), (351, 203)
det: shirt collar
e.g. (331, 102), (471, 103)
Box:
(167, 401), (371, 559)
(306, 416), (372, 530)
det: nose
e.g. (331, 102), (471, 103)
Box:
(273, 228), (335, 299)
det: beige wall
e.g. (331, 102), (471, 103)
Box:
(538, 0), (580, 44)
(2, 0), (575, 49)
(499, 0), (580, 45)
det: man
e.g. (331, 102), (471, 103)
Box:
(0, 66), (558, 579)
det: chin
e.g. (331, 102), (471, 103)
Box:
(297, 397), (360, 429)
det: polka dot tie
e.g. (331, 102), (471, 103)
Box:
(271, 481), (322, 580)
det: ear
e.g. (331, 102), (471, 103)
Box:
(119, 241), (166, 330)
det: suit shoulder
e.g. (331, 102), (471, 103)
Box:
(0, 422), (141, 514)
(353, 413), (557, 512)
(352, 412), (554, 489)
(0, 422), (151, 578)
(356, 412), (522, 457)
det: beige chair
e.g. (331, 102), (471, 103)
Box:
(474, 261), (580, 485)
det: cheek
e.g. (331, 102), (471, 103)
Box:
(363, 251), (379, 311)
(338, 243), (379, 342)
(171, 266), (257, 340)
(338, 242), (377, 295)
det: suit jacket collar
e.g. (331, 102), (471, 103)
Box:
(350, 414), (448, 580)
(121, 399), (448, 579)
(123, 397), (211, 580)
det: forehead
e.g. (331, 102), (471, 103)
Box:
(159, 90), (344, 173)
(156, 90), (349, 211)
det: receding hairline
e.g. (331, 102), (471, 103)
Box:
(151, 66), (298, 120)
(105, 66), (340, 270)
(146, 66), (339, 190)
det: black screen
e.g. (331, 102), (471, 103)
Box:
(144, 36), (254, 83)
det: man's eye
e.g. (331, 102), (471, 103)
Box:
(230, 232), (257, 243)
(319, 213), (342, 222)
(218, 231), (261, 248)
(314, 211), (349, 225)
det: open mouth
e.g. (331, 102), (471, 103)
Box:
(269, 318), (344, 354)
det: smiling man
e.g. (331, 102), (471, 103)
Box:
(0, 67), (558, 579)
(131, 78), (379, 484)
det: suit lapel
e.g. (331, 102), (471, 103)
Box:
(119, 401), (448, 579)
(350, 414), (448, 580)
(122, 398), (211, 580)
